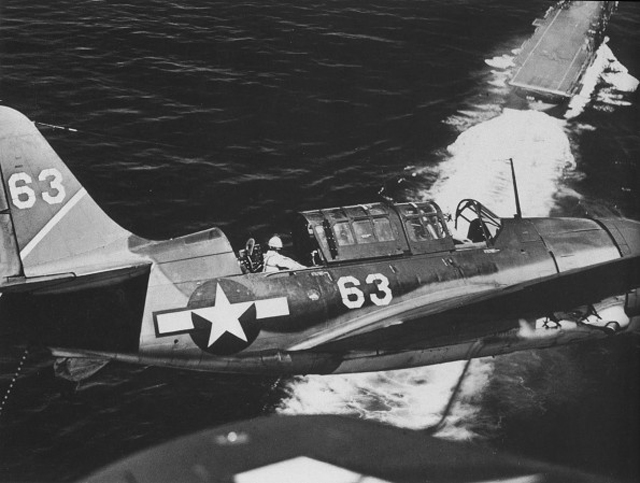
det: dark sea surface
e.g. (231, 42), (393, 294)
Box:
(0, 0), (638, 481)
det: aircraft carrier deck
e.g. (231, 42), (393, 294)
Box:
(509, 1), (617, 104)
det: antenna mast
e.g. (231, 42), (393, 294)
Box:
(509, 158), (522, 218)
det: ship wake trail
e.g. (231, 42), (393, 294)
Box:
(565, 40), (639, 119)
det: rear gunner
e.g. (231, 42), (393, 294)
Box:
(263, 236), (306, 272)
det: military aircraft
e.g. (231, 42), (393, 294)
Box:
(0, 105), (638, 377)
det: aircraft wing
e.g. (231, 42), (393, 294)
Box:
(293, 254), (640, 351)
(84, 415), (610, 483)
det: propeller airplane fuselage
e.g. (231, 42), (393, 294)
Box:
(0, 106), (638, 376)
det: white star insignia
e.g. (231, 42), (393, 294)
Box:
(191, 284), (254, 347)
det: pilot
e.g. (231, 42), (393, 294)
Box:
(263, 235), (306, 272)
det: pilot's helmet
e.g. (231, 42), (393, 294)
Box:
(268, 236), (283, 250)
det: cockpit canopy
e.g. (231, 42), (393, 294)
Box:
(292, 201), (454, 265)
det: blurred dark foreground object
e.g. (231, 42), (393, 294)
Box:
(81, 414), (614, 483)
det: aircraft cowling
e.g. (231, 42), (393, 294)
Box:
(596, 218), (640, 317)
(596, 218), (640, 258)
(531, 218), (620, 272)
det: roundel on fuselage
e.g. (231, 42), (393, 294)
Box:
(187, 279), (261, 355)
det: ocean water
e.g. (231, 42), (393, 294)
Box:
(0, 1), (638, 481)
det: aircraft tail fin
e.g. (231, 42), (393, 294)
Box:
(0, 106), (133, 281)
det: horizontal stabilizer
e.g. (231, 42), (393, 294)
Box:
(0, 263), (151, 294)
